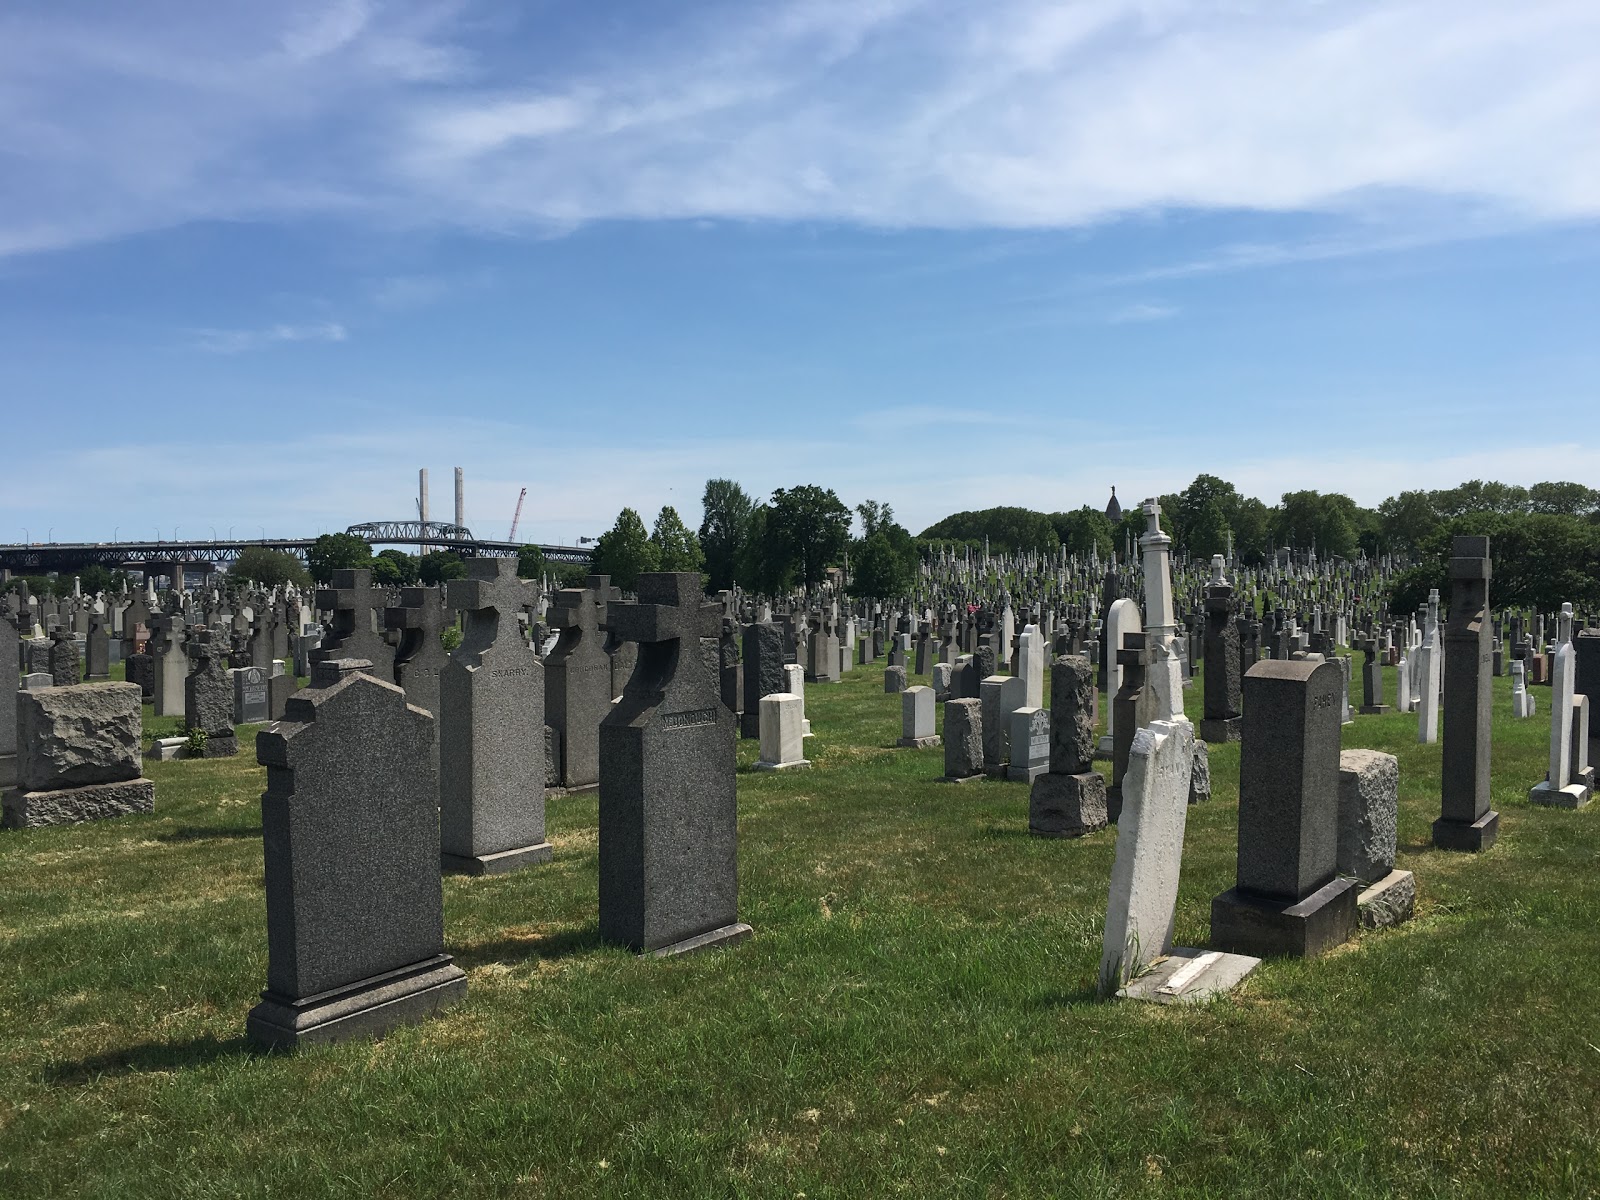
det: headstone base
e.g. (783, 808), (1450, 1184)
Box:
(1358, 704), (1391, 715)
(1006, 762), (1047, 784)
(753, 758), (811, 772)
(1198, 717), (1242, 744)
(246, 953), (466, 1049)
(2, 778), (155, 829)
(1210, 876), (1359, 959)
(1094, 734), (1113, 760)
(1357, 869), (1415, 929)
(896, 735), (941, 749)
(1116, 947), (1260, 1005)
(441, 842), (555, 876)
(145, 738), (188, 761)
(199, 735), (239, 759)
(938, 771), (985, 784)
(1528, 781), (1591, 809)
(1431, 809), (1499, 851)
(644, 921), (753, 959)
(1028, 771), (1108, 838)
(984, 764), (1009, 780)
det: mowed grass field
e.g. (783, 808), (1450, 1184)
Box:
(1, 655), (1597, 1198)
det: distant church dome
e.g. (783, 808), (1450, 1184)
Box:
(1105, 486), (1122, 524)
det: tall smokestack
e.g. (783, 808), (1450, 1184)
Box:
(454, 467), (465, 531)
(419, 467), (430, 556)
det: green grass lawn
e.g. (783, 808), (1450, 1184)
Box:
(2, 656), (1596, 1198)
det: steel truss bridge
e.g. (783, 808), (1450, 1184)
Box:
(0, 521), (591, 574)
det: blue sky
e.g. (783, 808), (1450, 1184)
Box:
(2, 0), (1597, 546)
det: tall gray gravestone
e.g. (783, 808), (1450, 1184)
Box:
(1211, 659), (1357, 957)
(185, 630), (239, 757)
(439, 559), (549, 875)
(313, 569), (395, 683)
(1199, 557), (1242, 743)
(0, 621), (18, 788)
(1436, 536), (1498, 851)
(148, 613), (187, 718)
(248, 662), (464, 1048)
(545, 584), (611, 791)
(599, 572), (749, 957)
(740, 619), (785, 740)
(1029, 654), (1108, 837)
(48, 627), (79, 686)
(85, 612), (110, 680)
(386, 585), (451, 766)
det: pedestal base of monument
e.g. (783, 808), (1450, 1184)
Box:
(1431, 808), (1499, 851)
(2, 778), (155, 829)
(441, 841), (554, 876)
(145, 738), (187, 761)
(198, 735), (239, 758)
(1528, 780), (1591, 809)
(644, 922), (753, 959)
(1029, 771), (1108, 838)
(1210, 876), (1358, 958)
(246, 954), (467, 1049)
(753, 758), (811, 772)
(1117, 948), (1260, 1006)
(1358, 704), (1391, 715)
(1198, 716), (1241, 744)
(896, 735), (941, 749)
(1007, 763), (1047, 784)
(1357, 869), (1415, 929)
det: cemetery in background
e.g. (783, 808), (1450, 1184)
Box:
(3, 472), (1600, 1195)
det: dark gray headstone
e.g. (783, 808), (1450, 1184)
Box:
(85, 613), (110, 680)
(440, 559), (548, 875)
(599, 572), (748, 956)
(185, 631), (238, 756)
(248, 664), (463, 1047)
(545, 585), (611, 790)
(313, 569), (395, 683)
(942, 698), (983, 781)
(48, 628), (79, 686)
(1436, 536), (1497, 852)
(1030, 654), (1107, 837)
(740, 621), (785, 740)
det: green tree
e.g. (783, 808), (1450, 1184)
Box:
(650, 506), (705, 574)
(77, 564), (130, 596)
(232, 546), (311, 588)
(1186, 499), (1233, 561)
(371, 549), (419, 587)
(918, 506), (1058, 554)
(768, 485), (852, 589)
(1528, 481), (1600, 517)
(737, 505), (791, 595)
(1377, 490), (1439, 555)
(848, 531), (915, 600)
(516, 545), (546, 579)
(1232, 497), (1272, 563)
(591, 508), (659, 593)
(306, 532), (373, 583)
(419, 551), (468, 586)
(1051, 507), (1115, 559)
(699, 479), (754, 592)
(856, 500), (896, 540)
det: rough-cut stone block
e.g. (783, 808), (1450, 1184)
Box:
(17, 682), (142, 792)
(1357, 869), (1415, 929)
(883, 665), (907, 694)
(1028, 771), (1107, 837)
(1337, 748), (1398, 883)
(942, 698), (983, 780)
(3, 778), (155, 829)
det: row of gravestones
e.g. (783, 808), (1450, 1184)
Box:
(248, 569), (746, 1048)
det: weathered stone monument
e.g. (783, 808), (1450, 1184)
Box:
(1029, 654), (1107, 837)
(185, 629), (239, 757)
(1337, 749), (1413, 928)
(1436, 537), (1500, 848)
(386, 585), (450, 730)
(1199, 557), (1242, 743)
(599, 573), (749, 956)
(1211, 659), (1357, 957)
(248, 662), (465, 1047)
(740, 618), (785, 740)
(0, 621), (18, 788)
(232, 665), (270, 725)
(754, 693), (810, 771)
(897, 685), (939, 749)
(941, 698), (983, 782)
(439, 559), (550, 875)
(313, 569), (396, 683)
(4, 682), (155, 828)
(1530, 603), (1589, 809)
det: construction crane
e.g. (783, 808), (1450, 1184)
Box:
(507, 488), (527, 542)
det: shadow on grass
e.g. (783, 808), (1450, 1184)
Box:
(45, 1031), (260, 1085)
(1035, 984), (1103, 1008)
(450, 924), (608, 970)
(156, 825), (261, 843)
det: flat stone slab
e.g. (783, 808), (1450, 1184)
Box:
(145, 738), (188, 762)
(753, 759), (811, 771)
(441, 842), (554, 876)
(3, 778), (155, 829)
(644, 922), (753, 959)
(1117, 947), (1261, 1005)
(1357, 869), (1415, 929)
(896, 735), (941, 749)
(247, 954), (467, 1049)
(938, 772), (986, 784)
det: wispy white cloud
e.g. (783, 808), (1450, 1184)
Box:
(0, 1), (1597, 256)
(189, 322), (348, 354)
